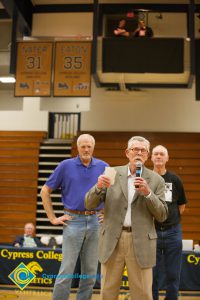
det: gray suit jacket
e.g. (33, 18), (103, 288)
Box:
(85, 164), (168, 268)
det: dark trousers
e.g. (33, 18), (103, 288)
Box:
(152, 223), (182, 300)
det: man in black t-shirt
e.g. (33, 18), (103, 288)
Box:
(151, 145), (187, 300)
(113, 18), (130, 37)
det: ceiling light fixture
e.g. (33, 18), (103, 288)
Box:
(0, 77), (16, 83)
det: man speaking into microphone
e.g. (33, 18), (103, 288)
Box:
(85, 136), (168, 300)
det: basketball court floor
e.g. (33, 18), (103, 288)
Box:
(1, 287), (200, 300)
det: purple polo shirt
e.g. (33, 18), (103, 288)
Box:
(45, 156), (108, 211)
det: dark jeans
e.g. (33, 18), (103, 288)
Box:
(152, 223), (182, 300)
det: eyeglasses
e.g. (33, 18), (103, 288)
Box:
(129, 147), (148, 154)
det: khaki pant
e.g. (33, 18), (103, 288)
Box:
(100, 231), (153, 300)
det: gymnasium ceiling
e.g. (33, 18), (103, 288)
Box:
(0, 0), (200, 90)
(1, 0), (200, 17)
(17, 0), (200, 4)
(1, 0), (200, 35)
(1, 0), (200, 37)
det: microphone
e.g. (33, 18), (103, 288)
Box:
(135, 161), (142, 188)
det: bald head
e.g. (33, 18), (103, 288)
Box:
(152, 145), (168, 156)
(151, 145), (169, 171)
(24, 223), (35, 236)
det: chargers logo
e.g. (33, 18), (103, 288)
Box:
(26, 261), (43, 275)
(8, 262), (36, 290)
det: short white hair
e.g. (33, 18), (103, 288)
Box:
(76, 134), (95, 146)
(127, 136), (150, 152)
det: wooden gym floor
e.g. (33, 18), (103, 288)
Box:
(1, 287), (200, 300)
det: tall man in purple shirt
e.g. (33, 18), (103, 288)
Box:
(40, 134), (108, 300)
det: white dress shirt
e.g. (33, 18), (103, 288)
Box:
(23, 235), (37, 248)
(123, 167), (136, 227)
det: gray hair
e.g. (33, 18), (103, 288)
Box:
(127, 136), (150, 152)
(76, 134), (95, 147)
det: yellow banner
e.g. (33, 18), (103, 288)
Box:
(54, 41), (91, 97)
(15, 41), (53, 97)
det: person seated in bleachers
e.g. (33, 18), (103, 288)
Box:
(13, 222), (43, 248)
(113, 18), (130, 37)
(132, 20), (154, 37)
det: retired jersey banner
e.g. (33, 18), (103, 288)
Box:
(15, 41), (53, 97)
(54, 41), (91, 97)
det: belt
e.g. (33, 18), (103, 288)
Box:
(122, 226), (132, 232)
(64, 208), (96, 215)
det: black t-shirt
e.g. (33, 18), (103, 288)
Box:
(155, 170), (187, 227)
